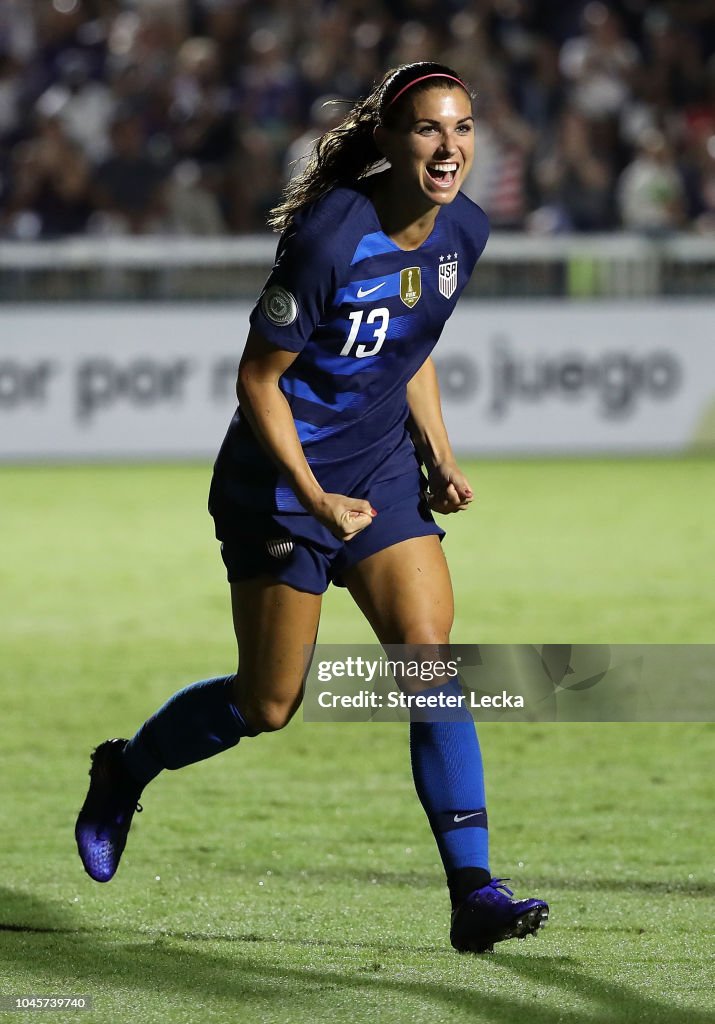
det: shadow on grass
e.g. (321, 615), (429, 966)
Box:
(291, 866), (715, 898)
(0, 888), (710, 1024)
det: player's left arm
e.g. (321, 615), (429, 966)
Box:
(406, 356), (473, 514)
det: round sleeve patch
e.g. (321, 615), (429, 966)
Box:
(260, 284), (298, 327)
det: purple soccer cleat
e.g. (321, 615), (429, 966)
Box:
(450, 877), (549, 953)
(75, 739), (143, 883)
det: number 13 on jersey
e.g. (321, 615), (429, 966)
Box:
(340, 308), (390, 358)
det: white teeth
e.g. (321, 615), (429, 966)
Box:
(429, 162), (458, 171)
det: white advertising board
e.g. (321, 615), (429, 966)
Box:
(434, 303), (715, 454)
(0, 302), (713, 459)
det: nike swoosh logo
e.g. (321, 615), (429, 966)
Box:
(453, 812), (483, 823)
(356, 282), (386, 298)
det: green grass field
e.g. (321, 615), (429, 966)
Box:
(1, 458), (713, 1024)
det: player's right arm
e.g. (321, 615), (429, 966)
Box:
(237, 328), (375, 541)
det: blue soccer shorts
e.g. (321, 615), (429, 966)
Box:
(213, 469), (445, 595)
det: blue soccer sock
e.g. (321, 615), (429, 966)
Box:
(122, 675), (255, 790)
(409, 679), (490, 904)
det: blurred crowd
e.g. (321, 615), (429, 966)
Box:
(1, 0), (714, 238)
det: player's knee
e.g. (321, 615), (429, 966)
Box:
(398, 625), (452, 647)
(242, 696), (297, 733)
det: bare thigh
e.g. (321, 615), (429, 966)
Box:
(230, 577), (322, 732)
(342, 535), (454, 645)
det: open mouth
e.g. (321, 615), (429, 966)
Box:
(426, 162), (458, 187)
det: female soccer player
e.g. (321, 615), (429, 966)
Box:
(75, 61), (548, 954)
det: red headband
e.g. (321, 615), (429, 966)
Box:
(385, 73), (467, 109)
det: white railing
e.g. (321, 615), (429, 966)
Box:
(2, 232), (715, 267)
(0, 233), (713, 298)
(0, 236), (278, 269)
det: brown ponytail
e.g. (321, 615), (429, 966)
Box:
(267, 62), (470, 232)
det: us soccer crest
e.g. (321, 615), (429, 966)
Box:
(438, 253), (458, 299)
(400, 267), (421, 308)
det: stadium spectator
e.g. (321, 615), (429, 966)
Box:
(531, 107), (614, 232)
(643, 9), (709, 112)
(226, 124), (285, 232)
(170, 36), (235, 166)
(0, 51), (23, 143)
(91, 111), (169, 235)
(516, 37), (563, 136)
(236, 28), (302, 145)
(165, 158), (227, 235)
(680, 125), (715, 234)
(35, 48), (114, 163)
(2, 110), (92, 238)
(283, 94), (347, 181)
(462, 85), (535, 230)
(168, 35), (236, 224)
(617, 128), (686, 233)
(559, 2), (640, 121)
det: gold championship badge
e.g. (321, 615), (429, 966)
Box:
(400, 267), (421, 308)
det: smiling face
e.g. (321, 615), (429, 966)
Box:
(376, 86), (475, 211)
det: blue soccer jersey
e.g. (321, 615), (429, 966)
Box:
(212, 182), (489, 513)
